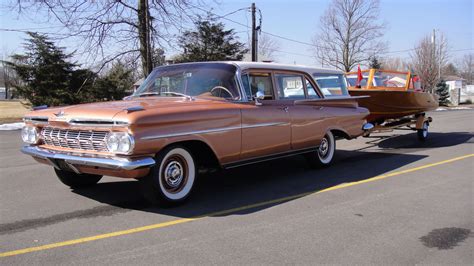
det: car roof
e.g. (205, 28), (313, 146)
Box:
(157, 61), (343, 76)
(229, 61), (343, 75)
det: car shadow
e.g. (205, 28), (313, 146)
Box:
(377, 132), (473, 150)
(72, 150), (427, 218)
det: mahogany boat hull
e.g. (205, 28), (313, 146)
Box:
(349, 90), (439, 123)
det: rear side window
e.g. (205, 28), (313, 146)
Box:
(313, 73), (349, 97)
(275, 73), (305, 99)
(306, 78), (320, 99)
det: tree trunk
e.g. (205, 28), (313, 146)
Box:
(138, 0), (153, 76)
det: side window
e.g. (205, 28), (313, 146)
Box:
(306, 78), (320, 99)
(313, 74), (349, 97)
(275, 73), (305, 99)
(247, 72), (275, 100)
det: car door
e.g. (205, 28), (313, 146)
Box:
(239, 71), (291, 160)
(274, 72), (327, 150)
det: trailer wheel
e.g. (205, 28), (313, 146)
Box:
(417, 121), (429, 141)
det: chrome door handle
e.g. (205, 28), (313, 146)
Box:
(313, 106), (324, 110)
(279, 106), (289, 112)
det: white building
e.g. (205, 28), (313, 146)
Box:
(444, 76), (465, 106)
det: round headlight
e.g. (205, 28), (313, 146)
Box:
(21, 126), (39, 144)
(106, 134), (120, 152)
(118, 134), (132, 153)
(106, 133), (134, 154)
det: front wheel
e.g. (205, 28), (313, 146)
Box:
(54, 169), (102, 188)
(305, 131), (336, 168)
(140, 145), (196, 207)
(417, 121), (429, 141)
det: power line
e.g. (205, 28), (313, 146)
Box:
(189, 4), (474, 57)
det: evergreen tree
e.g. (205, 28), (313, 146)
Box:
(92, 62), (134, 101)
(435, 80), (450, 106)
(176, 17), (248, 63)
(369, 56), (382, 69)
(7, 33), (134, 106)
(8, 32), (78, 106)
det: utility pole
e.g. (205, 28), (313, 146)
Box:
(251, 3), (258, 62)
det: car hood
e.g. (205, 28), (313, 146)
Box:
(25, 97), (230, 124)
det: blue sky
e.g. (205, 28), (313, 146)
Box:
(1, 0), (472, 67)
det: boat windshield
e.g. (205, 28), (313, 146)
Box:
(134, 63), (240, 100)
(346, 70), (409, 89)
(346, 75), (369, 87)
(313, 73), (349, 97)
(372, 71), (408, 88)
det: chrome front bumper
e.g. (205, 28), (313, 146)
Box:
(21, 146), (155, 171)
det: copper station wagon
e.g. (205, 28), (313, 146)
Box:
(21, 62), (372, 206)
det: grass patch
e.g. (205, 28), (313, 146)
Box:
(0, 101), (30, 123)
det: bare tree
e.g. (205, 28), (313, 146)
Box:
(10, 0), (205, 76)
(258, 33), (281, 61)
(381, 57), (410, 71)
(410, 33), (449, 93)
(0, 52), (20, 99)
(459, 53), (473, 84)
(312, 0), (386, 72)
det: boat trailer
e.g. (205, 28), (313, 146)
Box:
(364, 113), (433, 141)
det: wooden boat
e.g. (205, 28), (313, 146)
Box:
(346, 69), (439, 123)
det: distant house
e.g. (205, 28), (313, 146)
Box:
(132, 78), (145, 93)
(443, 75), (465, 106)
(0, 87), (5, 100)
(461, 84), (474, 104)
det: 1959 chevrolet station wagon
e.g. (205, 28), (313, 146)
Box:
(21, 62), (372, 206)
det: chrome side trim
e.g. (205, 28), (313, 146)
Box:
(141, 122), (287, 140)
(21, 146), (155, 171)
(241, 122), (287, 129)
(223, 147), (317, 169)
(141, 126), (242, 140)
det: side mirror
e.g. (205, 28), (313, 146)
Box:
(255, 91), (265, 106)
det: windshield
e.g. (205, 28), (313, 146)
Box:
(372, 71), (408, 88)
(312, 73), (349, 97)
(133, 63), (240, 100)
(346, 71), (409, 88)
(346, 75), (369, 87)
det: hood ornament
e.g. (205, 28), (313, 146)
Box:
(54, 110), (66, 117)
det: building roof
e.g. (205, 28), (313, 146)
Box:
(133, 78), (145, 87)
(443, 75), (465, 81)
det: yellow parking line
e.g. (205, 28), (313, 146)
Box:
(1, 153), (473, 258)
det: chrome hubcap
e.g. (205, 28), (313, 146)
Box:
(164, 161), (184, 188)
(319, 138), (329, 157)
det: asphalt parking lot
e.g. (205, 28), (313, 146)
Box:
(0, 109), (473, 264)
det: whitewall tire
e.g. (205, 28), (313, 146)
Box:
(140, 146), (196, 206)
(305, 131), (336, 168)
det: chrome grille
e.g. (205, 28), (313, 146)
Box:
(41, 127), (108, 152)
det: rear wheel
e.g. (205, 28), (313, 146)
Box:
(140, 145), (196, 207)
(54, 168), (102, 188)
(306, 131), (336, 168)
(417, 121), (429, 141)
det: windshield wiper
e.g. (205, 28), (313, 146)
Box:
(136, 92), (160, 97)
(161, 91), (195, 101)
